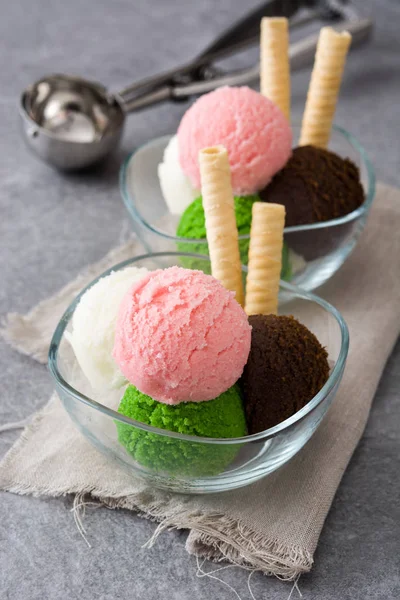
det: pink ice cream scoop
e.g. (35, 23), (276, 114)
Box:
(113, 266), (251, 404)
(177, 86), (292, 195)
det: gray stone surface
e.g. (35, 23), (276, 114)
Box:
(1, 0), (399, 598)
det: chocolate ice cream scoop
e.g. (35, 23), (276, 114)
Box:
(259, 145), (364, 226)
(240, 314), (329, 434)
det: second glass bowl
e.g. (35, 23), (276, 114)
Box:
(120, 125), (375, 291)
(48, 252), (349, 494)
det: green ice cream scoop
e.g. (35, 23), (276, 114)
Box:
(117, 384), (246, 477)
(176, 195), (292, 280)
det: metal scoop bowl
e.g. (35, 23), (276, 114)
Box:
(20, 75), (127, 169)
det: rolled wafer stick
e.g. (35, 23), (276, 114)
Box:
(260, 17), (290, 121)
(199, 146), (244, 306)
(245, 202), (285, 316)
(300, 27), (352, 148)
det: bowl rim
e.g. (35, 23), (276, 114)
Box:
(48, 252), (349, 445)
(120, 125), (376, 244)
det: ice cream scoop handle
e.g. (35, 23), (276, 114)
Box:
(119, 86), (172, 114)
(117, 0), (302, 105)
(119, 16), (372, 112)
(171, 17), (372, 98)
(197, 0), (301, 61)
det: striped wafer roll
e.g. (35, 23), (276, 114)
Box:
(300, 27), (352, 148)
(245, 202), (285, 316)
(260, 17), (290, 121)
(199, 146), (244, 306)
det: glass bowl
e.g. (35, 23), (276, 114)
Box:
(120, 125), (375, 291)
(48, 252), (349, 494)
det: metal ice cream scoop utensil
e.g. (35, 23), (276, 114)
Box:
(19, 0), (372, 170)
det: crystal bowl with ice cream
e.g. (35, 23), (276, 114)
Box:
(120, 123), (375, 291)
(120, 21), (376, 291)
(48, 252), (348, 493)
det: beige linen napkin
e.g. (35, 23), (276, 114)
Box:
(1, 183), (399, 580)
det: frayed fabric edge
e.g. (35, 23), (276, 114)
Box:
(0, 399), (312, 580)
(1, 479), (312, 580)
(90, 494), (313, 581)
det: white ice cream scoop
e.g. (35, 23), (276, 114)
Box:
(158, 136), (200, 215)
(66, 266), (149, 392)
